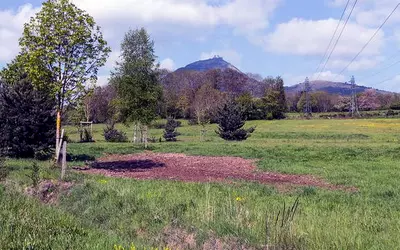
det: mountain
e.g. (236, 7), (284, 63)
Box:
(163, 57), (265, 97)
(176, 56), (241, 72)
(285, 80), (392, 96)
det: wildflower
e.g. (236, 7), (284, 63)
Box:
(236, 196), (243, 202)
(98, 179), (108, 184)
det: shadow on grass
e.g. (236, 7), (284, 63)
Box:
(67, 154), (96, 162)
(91, 160), (165, 172)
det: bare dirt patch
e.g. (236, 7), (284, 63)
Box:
(79, 152), (354, 191)
(25, 180), (74, 204)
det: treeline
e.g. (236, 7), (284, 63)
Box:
(287, 89), (400, 113)
(70, 72), (400, 126)
(66, 74), (288, 125)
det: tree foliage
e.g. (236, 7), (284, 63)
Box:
(19, 0), (110, 113)
(111, 28), (162, 125)
(263, 76), (287, 120)
(0, 55), (29, 85)
(358, 89), (380, 111)
(193, 83), (226, 125)
(216, 100), (255, 141)
(0, 78), (56, 158)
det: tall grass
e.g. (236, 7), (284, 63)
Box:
(2, 118), (400, 248)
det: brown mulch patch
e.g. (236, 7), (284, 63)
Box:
(77, 152), (355, 191)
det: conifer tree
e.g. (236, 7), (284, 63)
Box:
(163, 117), (181, 142)
(216, 100), (255, 141)
(0, 78), (55, 158)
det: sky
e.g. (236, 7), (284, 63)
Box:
(1, 0), (400, 91)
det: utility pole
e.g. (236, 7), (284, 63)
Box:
(304, 77), (312, 117)
(350, 75), (360, 118)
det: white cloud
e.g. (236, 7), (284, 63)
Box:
(330, 0), (400, 27)
(0, 4), (39, 62)
(95, 75), (109, 86)
(369, 74), (400, 92)
(327, 56), (384, 71)
(285, 71), (347, 86)
(104, 50), (120, 70)
(264, 18), (384, 57)
(311, 70), (347, 82)
(200, 49), (242, 67)
(72, 0), (280, 33)
(160, 58), (175, 71)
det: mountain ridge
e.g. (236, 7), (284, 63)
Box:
(173, 57), (395, 95)
(285, 80), (392, 96)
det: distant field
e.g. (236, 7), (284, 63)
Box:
(2, 118), (400, 249)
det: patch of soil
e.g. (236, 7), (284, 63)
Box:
(25, 180), (74, 204)
(160, 227), (252, 250)
(79, 152), (355, 191)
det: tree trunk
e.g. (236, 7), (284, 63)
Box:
(55, 111), (61, 160)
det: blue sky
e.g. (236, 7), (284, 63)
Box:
(1, 0), (400, 91)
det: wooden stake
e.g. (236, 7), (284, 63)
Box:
(61, 141), (67, 180)
(144, 125), (148, 149)
(56, 129), (64, 163)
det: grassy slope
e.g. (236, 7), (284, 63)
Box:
(3, 118), (400, 249)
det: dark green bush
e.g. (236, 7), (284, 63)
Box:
(103, 124), (128, 143)
(390, 102), (400, 110)
(0, 78), (56, 158)
(79, 128), (95, 143)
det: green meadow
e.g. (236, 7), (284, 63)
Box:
(2, 118), (400, 249)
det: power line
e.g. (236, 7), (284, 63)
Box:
(375, 74), (399, 86)
(335, 3), (400, 78)
(316, 0), (358, 80)
(359, 58), (400, 81)
(313, 0), (351, 77)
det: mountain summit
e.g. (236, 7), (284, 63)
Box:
(176, 56), (241, 72)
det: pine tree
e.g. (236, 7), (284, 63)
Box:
(163, 117), (181, 142)
(0, 78), (56, 158)
(216, 100), (255, 141)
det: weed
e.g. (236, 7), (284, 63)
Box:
(265, 197), (303, 249)
(0, 157), (8, 181)
(27, 162), (40, 188)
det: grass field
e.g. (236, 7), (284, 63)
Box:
(2, 118), (400, 249)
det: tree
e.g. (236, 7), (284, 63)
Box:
(111, 28), (162, 148)
(85, 85), (118, 123)
(193, 83), (225, 140)
(19, 0), (110, 146)
(333, 96), (351, 112)
(193, 83), (226, 125)
(236, 92), (266, 120)
(358, 89), (380, 111)
(263, 76), (287, 120)
(216, 100), (255, 141)
(163, 117), (181, 142)
(312, 91), (334, 112)
(0, 55), (29, 84)
(0, 78), (55, 158)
